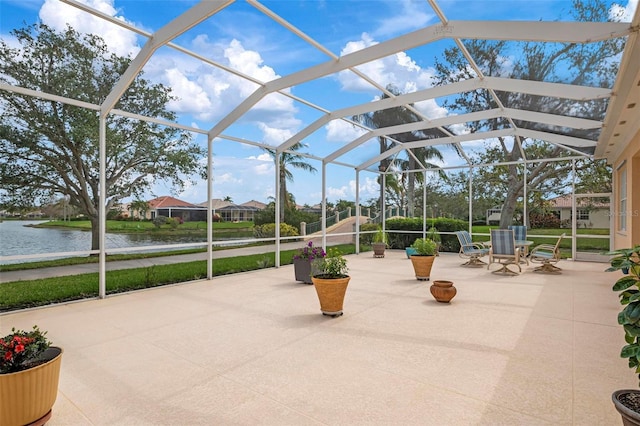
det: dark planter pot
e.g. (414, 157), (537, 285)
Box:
(372, 242), (386, 258)
(613, 390), (640, 425)
(294, 258), (317, 284)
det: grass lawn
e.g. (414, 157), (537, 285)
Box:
(0, 244), (361, 312)
(470, 226), (610, 255)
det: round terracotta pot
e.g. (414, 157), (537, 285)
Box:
(410, 255), (435, 281)
(311, 276), (350, 317)
(0, 346), (63, 426)
(430, 280), (457, 303)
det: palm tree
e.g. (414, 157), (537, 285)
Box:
(353, 86), (450, 217)
(261, 142), (317, 222)
(223, 195), (233, 203)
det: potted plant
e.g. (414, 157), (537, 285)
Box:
(0, 325), (63, 426)
(371, 227), (388, 258)
(293, 240), (326, 284)
(409, 237), (437, 281)
(311, 248), (350, 317)
(428, 226), (442, 255)
(608, 245), (640, 425)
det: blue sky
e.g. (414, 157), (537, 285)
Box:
(0, 0), (637, 207)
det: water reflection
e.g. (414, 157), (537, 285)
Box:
(0, 220), (209, 264)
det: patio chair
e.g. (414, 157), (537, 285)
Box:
(530, 233), (565, 274)
(454, 230), (489, 267)
(508, 225), (527, 242)
(488, 229), (521, 275)
(509, 225), (531, 263)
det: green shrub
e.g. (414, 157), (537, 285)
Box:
(359, 222), (380, 245)
(153, 216), (168, 228)
(411, 238), (437, 255)
(253, 223), (299, 239)
(385, 217), (466, 252)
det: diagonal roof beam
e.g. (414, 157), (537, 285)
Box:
(277, 78), (484, 153)
(209, 20), (629, 140)
(503, 108), (603, 129)
(97, 0), (233, 116)
(324, 109), (501, 164)
(279, 76), (611, 154)
(516, 129), (598, 147)
(357, 129), (515, 171)
(483, 76), (611, 100)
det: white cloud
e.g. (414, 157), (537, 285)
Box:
(611, 0), (638, 21)
(373, 0), (434, 37)
(257, 122), (295, 145)
(309, 176), (380, 204)
(248, 153), (272, 162)
(39, 0), (140, 57)
(146, 37), (299, 135)
(351, 176), (379, 200)
(336, 33), (438, 95)
(165, 68), (212, 114)
(414, 99), (449, 120)
(325, 119), (368, 142)
(216, 173), (241, 184)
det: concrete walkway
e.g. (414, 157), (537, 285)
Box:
(0, 216), (370, 283)
(1, 251), (632, 425)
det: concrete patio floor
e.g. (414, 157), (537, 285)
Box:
(1, 250), (635, 425)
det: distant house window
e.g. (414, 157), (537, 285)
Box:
(619, 166), (627, 232)
(577, 209), (589, 220)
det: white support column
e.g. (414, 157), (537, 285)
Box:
(381, 172), (386, 228)
(571, 159), (577, 261)
(355, 170), (360, 254)
(207, 134), (213, 279)
(99, 115), (106, 299)
(468, 167), (473, 234)
(321, 163), (327, 249)
(423, 170), (427, 239)
(523, 162), (528, 227)
(275, 153), (281, 267)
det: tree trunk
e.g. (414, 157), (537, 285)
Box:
(89, 214), (100, 252)
(279, 172), (286, 223)
(499, 189), (520, 228)
(407, 167), (416, 217)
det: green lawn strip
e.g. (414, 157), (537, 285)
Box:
(0, 243), (270, 273)
(36, 220), (253, 232)
(469, 227), (609, 259)
(0, 244), (356, 312)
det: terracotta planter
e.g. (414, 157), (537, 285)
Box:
(613, 390), (640, 426)
(0, 346), (63, 426)
(372, 242), (386, 258)
(311, 275), (350, 317)
(410, 255), (435, 281)
(430, 280), (457, 303)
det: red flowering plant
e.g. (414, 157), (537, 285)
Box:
(293, 241), (326, 262)
(0, 325), (51, 374)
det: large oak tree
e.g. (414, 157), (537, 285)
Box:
(432, 0), (624, 227)
(0, 24), (204, 250)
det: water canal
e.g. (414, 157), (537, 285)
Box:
(0, 220), (208, 264)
